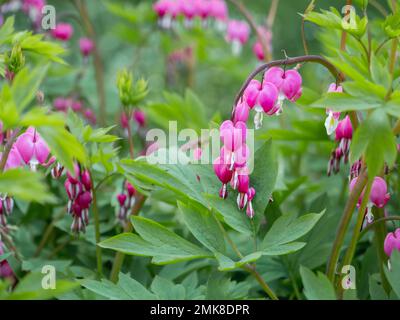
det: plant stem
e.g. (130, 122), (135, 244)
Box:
(0, 129), (20, 172)
(372, 207), (391, 293)
(326, 170), (368, 281)
(109, 194), (147, 282)
(375, 38), (391, 55)
(89, 170), (103, 277)
(126, 111), (135, 158)
(337, 180), (372, 297)
(243, 264), (279, 300)
(34, 209), (65, 257)
(370, 0), (389, 16)
(74, 0), (107, 126)
(359, 216), (400, 239)
(214, 211), (278, 300)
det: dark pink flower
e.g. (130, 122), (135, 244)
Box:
(384, 229), (400, 257)
(51, 23), (74, 41)
(79, 37), (95, 57)
(14, 127), (50, 170)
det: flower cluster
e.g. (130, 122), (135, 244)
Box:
(238, 66), (302, 129)
(64, 164), (93, 233)
(53, 97), (97, 125)
(116, 181), (136, 225)
(153, 0), (228, 29)
(349, 176), (390, 225)
(213, 120), (256, 218)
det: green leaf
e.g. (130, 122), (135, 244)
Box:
(38, 126), (87, 172)
(206, 195), (253, 236)
(0, 85), (19, 129)
(350, 109), (397, 179)
(81, 273), (157, 300)
(215, 252), (262, 271)
(300, 266), (336, 300)
(19, 33), (66, 64)
(261, 211), (324, 256)
(11, 65), (49, 112)
(262, 242), (307, 256)
(311, 93), (381, 112)
(19, 108), (65, 127)
(82, 125), (119, 143)
(251, 140), (278, 213)
(178, 201), (225, 254)
(0, 169), (55, 203)
(0, 17), (14, 46)
(384, 250), (400, 299)
(6, 272), (78, 300)
(99, 216), (212, 265)
(150, 276), (186, 300)
(369, 275), (388, 300)
(383, 12), (400, 38)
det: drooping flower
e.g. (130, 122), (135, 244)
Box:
(246, 187), (256, 218)
(51, 23), (74, 41)
(349, 176), (390, 224)
(226, 20), (250, 55)
(335, 115), (353, 163)
(252, 27), (272, 62)
(14, 127), (50, 170)
(64, 164), (93, 233)
(264, 66), (302, 111)
(120, 111), (129, 130)
(233, 101), (250, 124)
(210, 0), (228, 30)
(79, 37), (95, 57)
(0, 241), (14, 281)
(384, 228), (400, 257)
(116, 181), (136, 225)
(254, 81), (279, 129)
(213, 156), (233, 199)
(324, 83), (343, 136)
(71, 100), (83, 112)
(236, 166), (250, 210)
(53, 97), (69, 112)
(84, 109), (96, 124)
(243, 79), (262, 109)
(133, 109), (146, 128)
(22, 0), (46, 26)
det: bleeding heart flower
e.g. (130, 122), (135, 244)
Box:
(349, 176), (390, 225)
(220, 120), (247, 152)
(264, 67), (302, 112)
(243, 80), (262, 108)
(14, 127), (50, 170)
(324, 83), (343, 136)
(79, 37), (95, 57)
(133, 109), (146, 127)
(246, 187), (256, 218)
(384, 228), (400, 257)
(233, 101), (250, 124)
(51, 23), (74, 41)
(213, 156), (233, 199)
